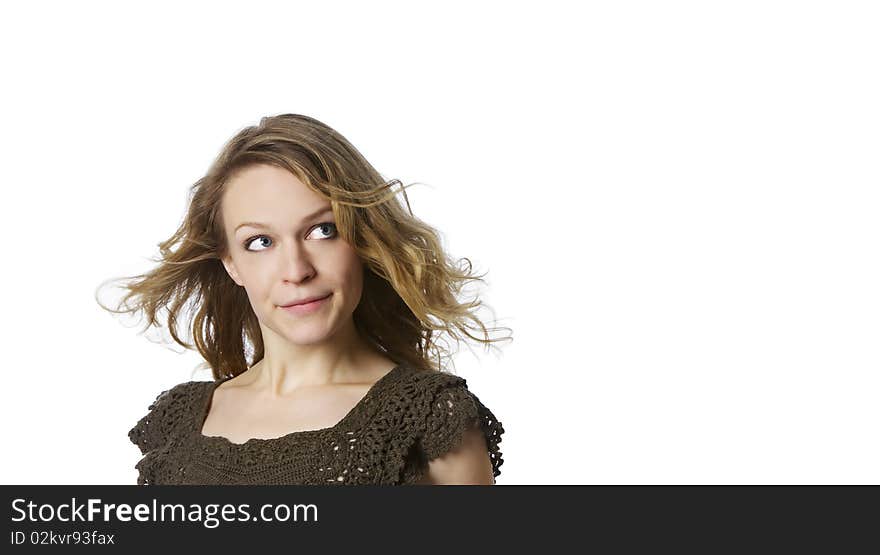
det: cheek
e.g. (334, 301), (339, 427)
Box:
(238, 271), (274, 305)
(336, 253), (364, 298)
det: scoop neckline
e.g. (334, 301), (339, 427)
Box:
(195, 363), (406, 447)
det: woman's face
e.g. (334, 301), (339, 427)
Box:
(220, 164), (364, 345)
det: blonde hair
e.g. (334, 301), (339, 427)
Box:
(95, 114), (511, 379)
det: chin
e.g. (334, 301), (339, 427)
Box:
(282, 323), (336, 344)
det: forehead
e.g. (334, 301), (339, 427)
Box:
(222, 164), (328, 221)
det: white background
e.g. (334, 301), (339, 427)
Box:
(1, 1), (877, 484)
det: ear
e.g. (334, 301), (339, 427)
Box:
(221, 255), (245, 287)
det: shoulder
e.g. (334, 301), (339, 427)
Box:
(128, 380), (208, 455)
(389, 365), (469, 397)
(380, 367), (474, 435)
(143, 380), (207, 414)
(379, 366), (506, 484)
(387, 367), (494, 434)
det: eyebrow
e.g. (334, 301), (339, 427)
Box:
(234, 206), (334, 233)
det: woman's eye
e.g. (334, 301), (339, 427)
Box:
(244, 236), (272, 252)
(308, 222), (338, 240)
(243, 222), (338, 252)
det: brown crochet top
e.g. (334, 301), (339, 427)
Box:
(128, 363), (505, 485)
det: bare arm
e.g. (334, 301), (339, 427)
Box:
(418, 425), (495, 485)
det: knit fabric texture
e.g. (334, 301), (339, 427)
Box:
(128, 364), (505, 485)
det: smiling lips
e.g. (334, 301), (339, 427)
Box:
(281, 293), (332, 307)
(279, 293), (332, 315)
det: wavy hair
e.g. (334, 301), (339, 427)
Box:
(95, 114), (511, 380)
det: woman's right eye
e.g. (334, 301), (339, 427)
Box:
(244, 235), (271, 252)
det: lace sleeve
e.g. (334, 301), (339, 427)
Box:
(127, 384), (188, 455)
(385, 371), (505, 484)
(421, 382), (505, 480)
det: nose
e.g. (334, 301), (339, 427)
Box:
(279, 240), (316, 284)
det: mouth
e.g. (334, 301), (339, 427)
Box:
(280, 293), (332, 308)
(279, 293), (332, 313)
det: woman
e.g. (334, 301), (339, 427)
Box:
(97, 114), (510, 485)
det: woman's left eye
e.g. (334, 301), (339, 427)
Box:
(308, 222), (338, 240)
